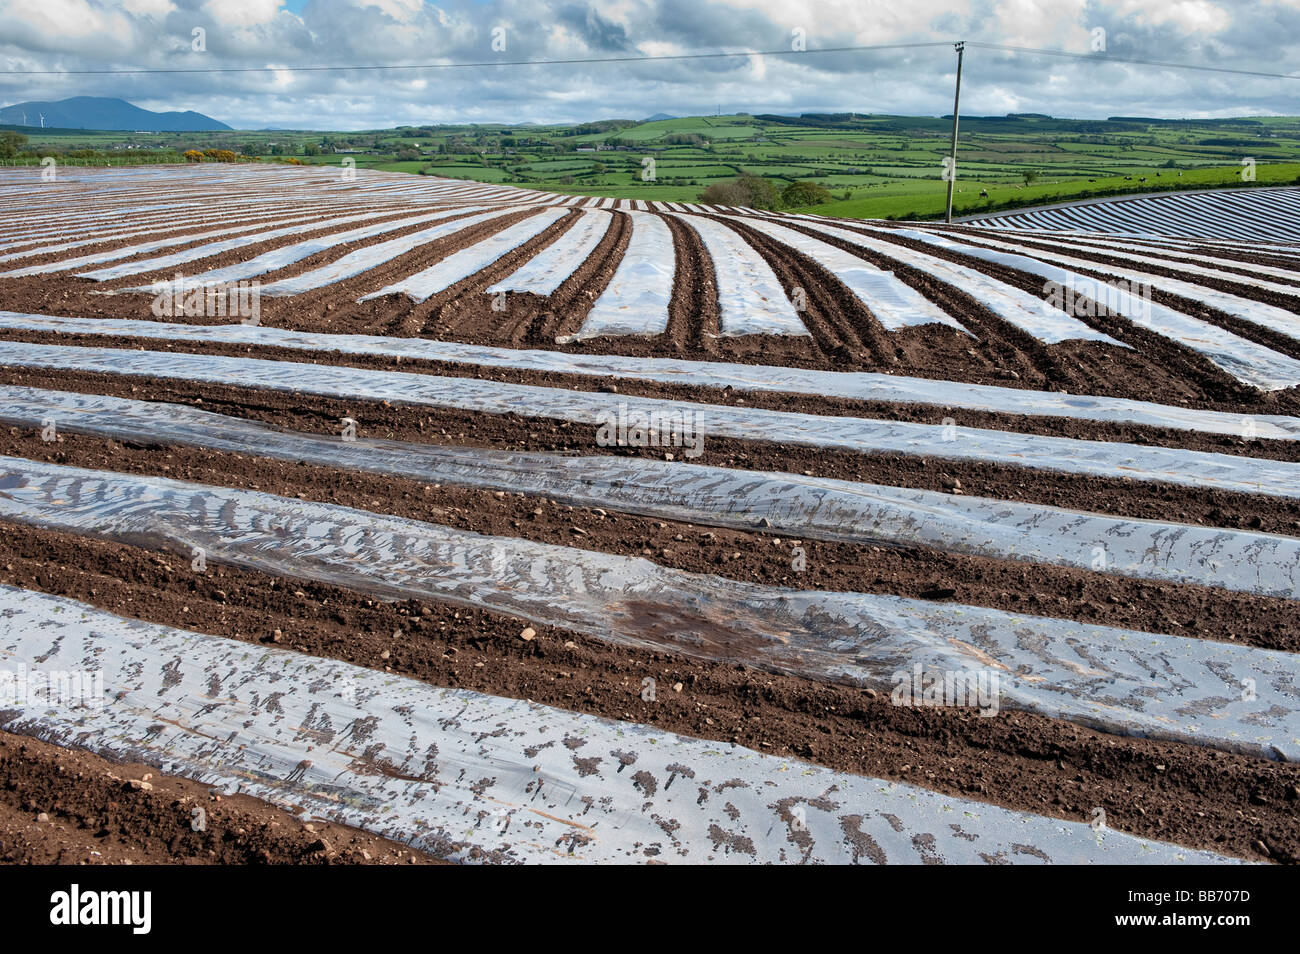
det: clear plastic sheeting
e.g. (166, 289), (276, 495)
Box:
(739, 218), (971, 333)
(563, 210), (674, 341)
(797, 221), (1126, 346)
(0, 208), (336, 265)
(0, 210), (386, 279)
(5, 311), (1300, 442)
(72, 210), (409, 282)
(356, 207), (567, 302)
(5, 385), (1298, 599)
(1016, 230), (1300, 269)
(962, 187), (1300, 244)
(995, 231), (1300, 299)
(266, 207), (519, 298)
(931, 228), (1300, 343)
(902, 228), (1300, 388)
(669, 213), (808, 337)
(3, 341), (1300, 499)
(0, 586), (1238, 865)
(487, 210), (611, 296)
(120, 208), (487, 289)
(1, 458), (1297, 760)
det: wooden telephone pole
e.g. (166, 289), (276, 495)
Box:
(944, 41), (965, 224)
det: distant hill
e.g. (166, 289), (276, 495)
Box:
(643, 113), (677, 122)
(0, 96), (230, 131)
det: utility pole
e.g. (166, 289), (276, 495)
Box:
(944, 41), (965, 224)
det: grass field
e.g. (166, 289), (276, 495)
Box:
(3, 111), (1297, 219)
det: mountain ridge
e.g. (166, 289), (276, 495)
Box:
(0, 96), (230, 131)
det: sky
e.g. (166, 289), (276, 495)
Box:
(0, 0), (1297, 130)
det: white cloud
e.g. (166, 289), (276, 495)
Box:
(1110, 0), (1231, 33)
(354, 0), (424, 22)
(200, 0), (284, 29)
(121, 0), (177, 17)
(0, 0), (1293, 127)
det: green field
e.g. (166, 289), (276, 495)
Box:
(2, 111), (1298, 220)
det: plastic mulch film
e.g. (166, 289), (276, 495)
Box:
(959, 228), (1300, 340)
(5, 384), (1298, 599)
(0, 586), (1242, 864)
(905, 228), (1300, 382)
(668, 214), (809, 337)
(258, 208), (516, 297)
(795, 220), (1125, 346)
(738, 218), (969, 333)
(979, 230), (1300, 299)
(961, 188), (1300, 245)
(487, 210), (612, 296)
(5, 311), (1299, 441)
(0, 207), (336, 265)
(117, 208), (490, 289)
(3, 341), (1300, 498)
(73, 209), (430, 282)
(1, 209), (392, 279)
(1, 457), (1297, 760)
(357, 207), (567, 302)
(1001, 232), (1300, 283)
(564, 210), (675, 341)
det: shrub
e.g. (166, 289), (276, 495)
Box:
(699, 174), (781, 209)
(781, 180), (833, 206)
(0, 130), (28, 159)
(183, 149), (204, 163)
(698, 181), (749, 206)
(734, 174), (780, 209)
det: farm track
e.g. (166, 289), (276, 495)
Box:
(1, 167), (1298, 864)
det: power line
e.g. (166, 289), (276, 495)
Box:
(967, 42), (1300, 81)
(2, 39), (1296, 81)
(2, 41), (952, 75)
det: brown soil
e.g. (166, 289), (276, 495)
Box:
(5, 424), (1299, 651)
(774, 219), (1269, 405)
(0, 204), (374, 271)
(5, 204), (1300, 410)
(0, 730), (443, 864)
(5, 180), (1300, 866)
(0, 521), (1295, 864)
(3, 365), (1299, 537)
(3, 328), (1300, 456)
(862, 224), (1300, 374)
